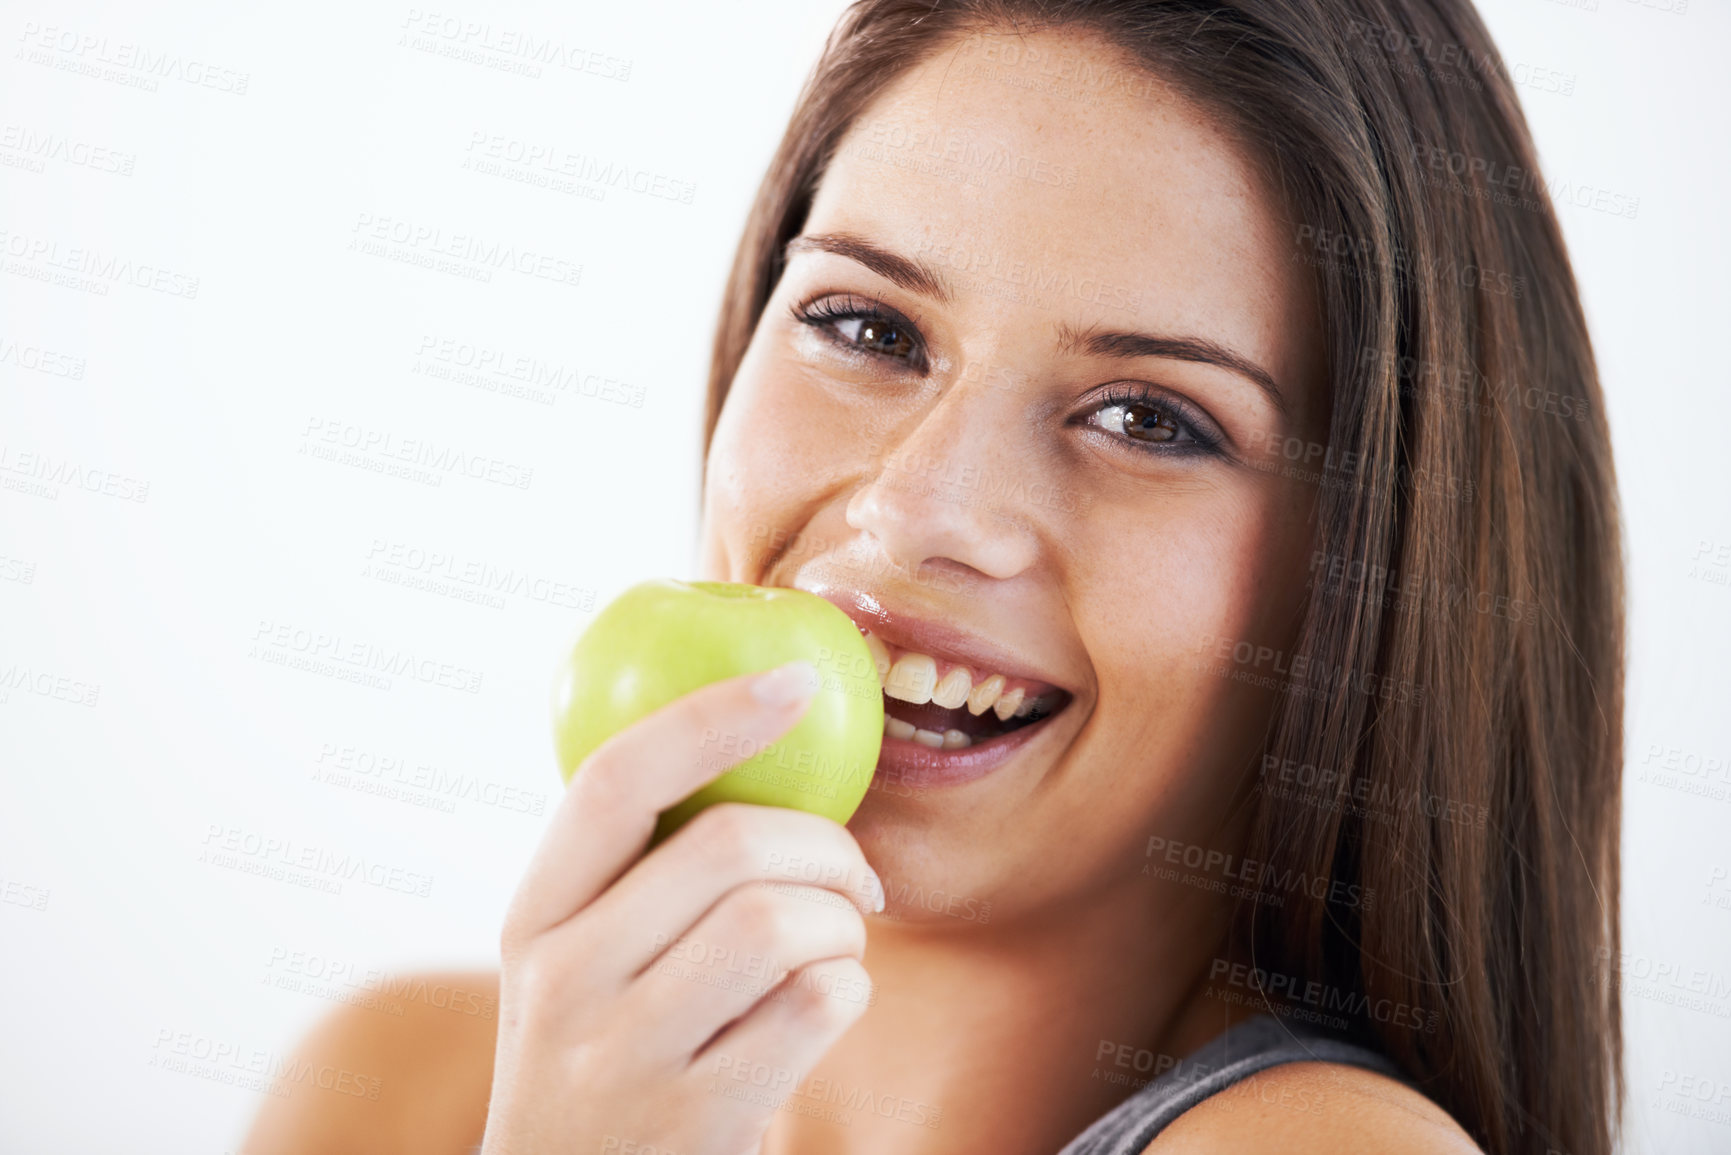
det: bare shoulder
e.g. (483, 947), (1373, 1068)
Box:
(241, 969), (500, 1155)
(1145, 1060), (1482, 1154)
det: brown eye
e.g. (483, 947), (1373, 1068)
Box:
(792, 294), (927, 369)
(1085, 393), (1212, 454)
(1119, 402), (1182, 442)
(839, 316), (916, 360)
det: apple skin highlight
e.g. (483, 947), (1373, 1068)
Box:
(552, 580), (885, 841)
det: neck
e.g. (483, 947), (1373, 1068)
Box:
(759, 872), (1250, 1155)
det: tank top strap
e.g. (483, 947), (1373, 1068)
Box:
(1057, 1013), (1411, 1154)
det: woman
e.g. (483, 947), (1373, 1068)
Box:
(246, 1), (1623, 1153)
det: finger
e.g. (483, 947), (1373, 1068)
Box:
(685, 956), (873, 1103)
(553, 803), (881, 983)
(504, 660), (819, 950)
(623, 882), (868, 1058)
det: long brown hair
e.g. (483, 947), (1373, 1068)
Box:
(702, 3), (1625, 1154)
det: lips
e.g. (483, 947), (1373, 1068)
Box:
(804, 586), (1074, 787)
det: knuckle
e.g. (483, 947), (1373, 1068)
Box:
(573, 748), (633, 815)
(768, 804), (834, 848)
(835, 907), (869, 956)
(505, 933), (596, 1010)
(689, 802), (767, 869)
(725, 883), (794, 946)
(783, 812), (868, 881)
(787, 964), (868, 1031)
(510, 945), (559, 1006)
(508, 942), (578, 1018)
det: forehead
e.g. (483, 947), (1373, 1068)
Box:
(806, 26), (1318, 399)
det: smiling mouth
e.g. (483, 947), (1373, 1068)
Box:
(861, 628), (1072, 751)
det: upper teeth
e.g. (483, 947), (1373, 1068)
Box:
(882, 652), (937, 703)
(967, 674), (1005, 716)
(870, 630), (1040, 718)
(931, 666), (972, 709)
(863, 631), (892, 681)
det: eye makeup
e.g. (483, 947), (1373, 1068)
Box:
(788, 289), (1230, 460)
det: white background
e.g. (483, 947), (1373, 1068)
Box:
(1, 1), (1726, 1151)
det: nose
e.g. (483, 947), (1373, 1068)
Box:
(844, 383), (1042, 582)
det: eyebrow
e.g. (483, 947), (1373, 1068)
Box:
(784, 231), (1287, 415)
(1055, 322), (1289, 416)
(784, 232), (954, 304)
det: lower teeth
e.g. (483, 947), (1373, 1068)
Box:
(884, 717), (977, 749)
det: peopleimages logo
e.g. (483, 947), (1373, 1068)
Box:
(14, 23), (252, 94)
(412, 334), (646, 408)
(1358, 349), (1589, 423)
(263, 946), (497, 1019)
(1258, 755), (1490, 829)
(397, 9), (632, 81)
(1307, 549), (1541, 629)
(1208, 959), (1442, 1034)
(708, 1054), (943, 1130)
(149, 1028), (380, 1099)
(301, 417), (533, 491)
(249, 619), (485, 695)
(908, 237), (1143, 312)
(1143, 835), (1374, 911)
(311, 742), (548, 817)
(362, 538), (594, 612)
(0, 124), (136, 175)
(0, 227), (199, 297)
(348, 212), (583, 287)
(0, 444), (149, 502)
(0, 334), (86, 378)
(1192, 632), (1426, 705)
(200, 824), (435, 898)
(0, 663), (100, 707)
(1407, 139), (1640, 219)
(874, 444), (1094, 514)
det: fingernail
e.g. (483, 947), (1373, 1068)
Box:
(866, 869), (885, 914)
(751, 660), (819, 708)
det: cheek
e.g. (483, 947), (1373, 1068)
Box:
(1075, 491), (1274, 660)
(1069, 487), (1302, 780)
(701, 352), (854, 577)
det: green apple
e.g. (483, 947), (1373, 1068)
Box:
(552, 580), (883, 841)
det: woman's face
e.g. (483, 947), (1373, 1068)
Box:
(700, 27), (1328, 920)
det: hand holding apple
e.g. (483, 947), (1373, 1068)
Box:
(490, 646), (882, 1155)
(552, 580), (884, 840)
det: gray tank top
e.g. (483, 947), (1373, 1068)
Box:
(1057, 1013), (1411, 1154)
